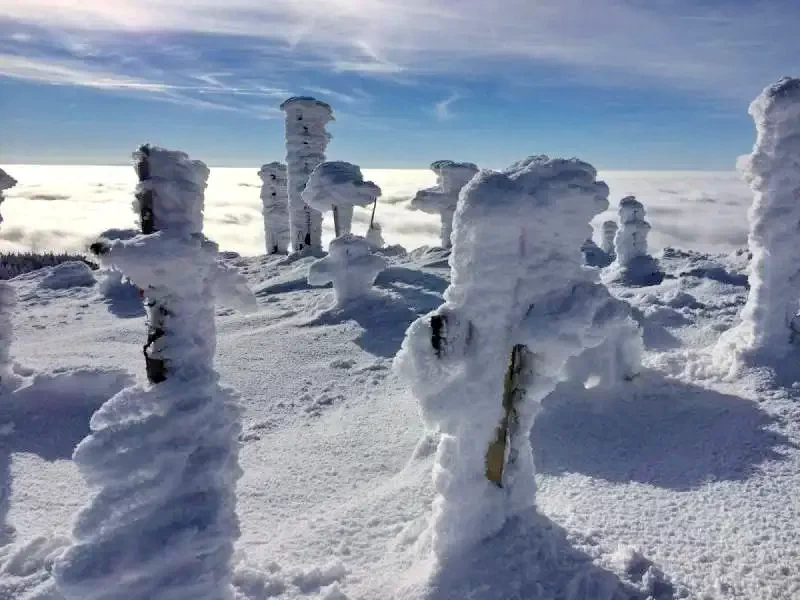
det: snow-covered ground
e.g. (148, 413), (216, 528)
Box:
(0, 237), (796, 599)
(0, 168), (751, 257)
(0, 167), (797, 599)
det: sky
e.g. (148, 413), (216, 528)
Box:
(0, 0), (798, 169)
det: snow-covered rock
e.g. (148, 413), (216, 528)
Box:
(395, 156), (641, 561)
(281, 96), (334, 253)
(54, 146), (255, 600)
(258, 162), (290, 254)
(302, 161), (381, 237)
(307, 234), (387, 307)
(39, 261), (96, 290)
(410, 160), (478, 249)
(715, 77), (800, 370)
(607, 196), (663, 286)
(581, 237), (608, 268)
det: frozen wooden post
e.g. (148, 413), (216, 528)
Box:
(135, 145), (168, 383)
(485, 344), (531, 485)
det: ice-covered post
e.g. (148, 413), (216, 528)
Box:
(716, 77), (800, 364)
(302, 161), (382, 237)
(609, 196), (663, 285)
(601, 219), (618, 257)
(0, 169), (17, 384)
(396, 156), (642, 560)
(307, 234), (387, 307)
(258, 162), (289, 254)
(281, 96), (334, 253)
(410, 160), (478, 249)
(55, 146), (256, 600)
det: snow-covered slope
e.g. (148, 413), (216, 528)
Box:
(0, 242), (797, 599)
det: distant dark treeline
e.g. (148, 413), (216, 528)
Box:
(0, 251), (98, 280)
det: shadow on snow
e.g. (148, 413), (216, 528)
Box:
(535, 370), (792, 491)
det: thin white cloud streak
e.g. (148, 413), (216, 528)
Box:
(1, 0), (798, 99)
(434, 93), (460, 121)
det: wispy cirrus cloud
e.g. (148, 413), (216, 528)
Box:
(1, 0), (799, 115)
(434, 92), (460, 121)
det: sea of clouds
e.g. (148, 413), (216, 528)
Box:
(0, 166), (751, 257)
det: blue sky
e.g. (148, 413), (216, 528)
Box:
(1, 0), (798, 169)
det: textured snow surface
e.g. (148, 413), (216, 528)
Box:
(715, 77), (800, 372)
(0, 240), (798, 598)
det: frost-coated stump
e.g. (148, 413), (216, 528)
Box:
(607, 195), (663, 286)
(307, 234), (387, 307)
(55, 146), (256, 600)
(281, 96), (334, 252)
(716, 77), (800, 368)
(395, 156), (642, 561)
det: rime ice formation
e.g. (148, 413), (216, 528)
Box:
(395, 156), (641, 561)
(608, 196), (663, 286)
(302, 161), (381, 237)
(715, 77), (800, 367)
(581, 237), (607, 268)
(601, 220), (618, 256)
(281, 96), (334, 253)
(54, 147), (256, 600)
(258, 162), (290, 254)
(410, 160), (478, 248)
(0, 169), (17, 384)
(307, 234), (387, 307)
(365, 221), (385, 248)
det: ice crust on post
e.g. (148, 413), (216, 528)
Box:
(307, 234), (387, 307)
(410, 160), (478, 249)
(395, 155), (642, 561)
(281, 96), (334, 253)
(54, 146), (256, 600)
(0, 169), (17, 385)
(607, 196), (663, 286)
(258, 162), (290, 254)
(715, 77), (800, 369)
(302, 161), (381, 237)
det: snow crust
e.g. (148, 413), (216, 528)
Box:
(715, 77), (800, 369)
(281, 96), (334, 252)
(307, 234), (387, 307)
(258, 162), (289, 255)
(396, 156), (641, 561)
(302, 162), (381, 237)
(608, 196), (663, 286)
(410, 160), (478, 248)
(53, 147), (254, 600)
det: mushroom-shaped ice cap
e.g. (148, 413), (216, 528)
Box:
(0, 169), (17, 192)
(618, 195), (646, 224)
(302, 161), (381, 212)
(280, 96), (334, 121)
(409, 187), (449, 213)
(438, 162), (479, 194)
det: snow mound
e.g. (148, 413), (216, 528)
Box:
(308, 234), (387, 307)
(39, 262), (96, 290)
